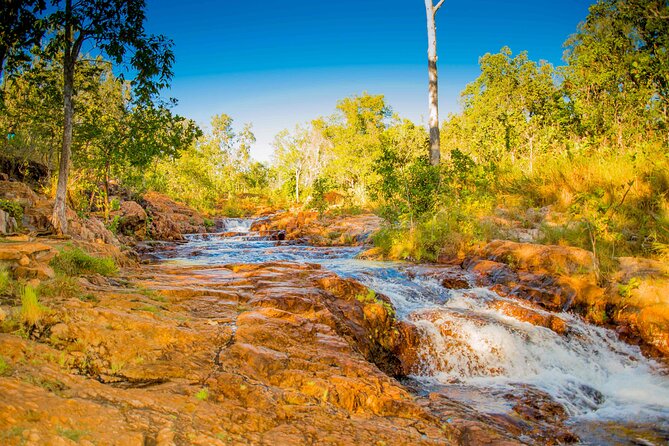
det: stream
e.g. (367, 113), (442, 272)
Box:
(155, 218), (669, 445)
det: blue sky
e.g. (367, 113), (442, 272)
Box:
(145, 0), (594, 161)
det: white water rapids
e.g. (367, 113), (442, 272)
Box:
(155, 218), (669, 444)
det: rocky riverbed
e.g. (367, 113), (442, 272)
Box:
(1, 181), (668, 445)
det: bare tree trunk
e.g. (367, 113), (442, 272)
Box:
(425, 0), (444, 166)
(52, 0), (74, 235)
(295, 168), (300, 203)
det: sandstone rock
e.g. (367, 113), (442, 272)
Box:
(491, 300), (568, 335)
(251, 211), (382, 247)
(143, 192), (205, 240)
(18, 255), (30, 266)
(14, 264), (55, 281)
(117, 200), (148, 236)
(69, 215), (118, 245)
(0, 208), (18, 234)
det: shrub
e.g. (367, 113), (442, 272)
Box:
(195, 388), (209, 401)
(20, 285), (48, 326)
(0, 199), (23, 222)
(38, 274), (82, 300)
(0, 266), (10, 295)
(50, 247), (118, 277)
(0, 356), (11, 376)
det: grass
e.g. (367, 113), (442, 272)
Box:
(50, 246), (118, 277)
(136, 304), (160, 314)
(38, 274), (81, 300)
(56, 427), (89, 442)
(195, 388), (209, 401)
(20, 285), (48, 326)
(354, 288), (395, 317)
(0, 426), (24, 442)
(24, 375), (66, 395)
(0, 356), (11, 376)
(0, 265), (10, 295)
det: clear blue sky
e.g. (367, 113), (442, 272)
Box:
(145, 0), (594, 161)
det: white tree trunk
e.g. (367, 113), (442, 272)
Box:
(425, 0), (443, 166)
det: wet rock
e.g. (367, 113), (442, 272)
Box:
(490, 300), (568, 335)
(405, 265), (472, 290)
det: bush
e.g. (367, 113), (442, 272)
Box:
(0, 266), (10, 295)
(20, 285), (47, 326)
(50, 247), (118, 276)
(0, 199), (23, 222)
(38, 274), (82, 300)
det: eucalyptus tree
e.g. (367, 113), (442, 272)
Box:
(39, 0), (174, 234)
(424, 0), (445, 166)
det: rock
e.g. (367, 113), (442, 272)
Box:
(18, 255), (30, 266)
(143, 192), (205, 240)
(491, 300), (568, 335)
(0, 307), (6, 322)
(251, 211), (382, 247)
(117, 201), (148, 236)
(405, 265), (472, 290)
(69, 215), (118, 245)
(0, 208), (18, 234)
(0, 180), (52, 232)
(14, 264), (55, 281)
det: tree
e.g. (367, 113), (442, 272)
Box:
(322, 93), (390, 203)
(563, 0), (669, 146)
(0, 0), (45, 80)
(443, 47), (563, 170)
(424, 0), (445, 166)
(39, 0), (175, 234)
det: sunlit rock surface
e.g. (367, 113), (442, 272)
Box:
(0, 261), (523, 445)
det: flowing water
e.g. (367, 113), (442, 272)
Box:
(155, 219), (669, 445)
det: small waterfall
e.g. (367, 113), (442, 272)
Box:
(402, 286), (669, 421)
(222, 218), (255, 233)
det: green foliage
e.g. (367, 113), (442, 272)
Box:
(56, 427), (89, 442)
(309, 177), (333, 214)
(0, 199), (23, 222)
(37, 274), (81, 300)
(563, 0), (668, 146)
(143, 114), (256, 213)
(107, 215), (121, 235)
(195, 388), (209, 401)
(20, 285), (48, 326)
(618, 277), (641, 299)
(354, 288), (395, 316)
(0, 266), (11, 295)
(50, 247), (118, 277)
(0, 356), (11, 376)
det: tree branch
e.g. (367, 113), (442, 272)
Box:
(433, 0), (445, 15)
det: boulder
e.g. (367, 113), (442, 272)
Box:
(115, 200), (148, 236)
(143, 192), (206, 240)
(0, 208), (18, 234)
